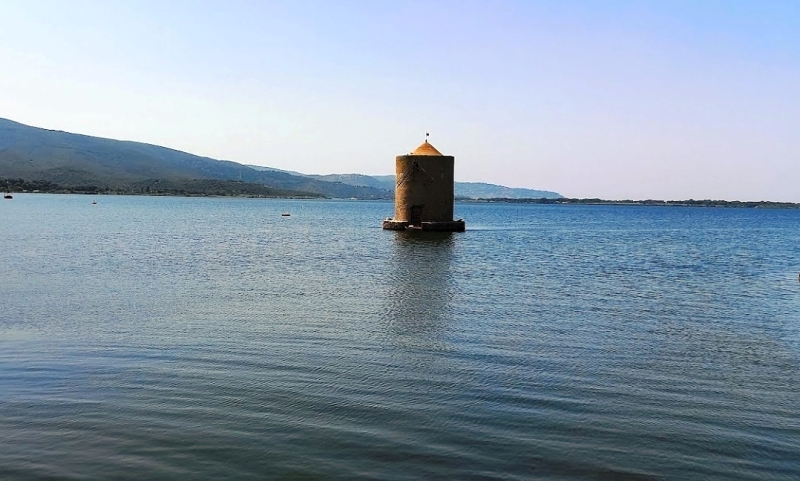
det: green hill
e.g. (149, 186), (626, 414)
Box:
(0, 118), (390, 199)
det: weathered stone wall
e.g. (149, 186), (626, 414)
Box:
(393, 154), (455, 224)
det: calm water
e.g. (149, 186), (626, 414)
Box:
(1, 194), (799, 480)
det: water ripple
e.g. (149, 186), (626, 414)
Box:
(1, 197), (799, 479)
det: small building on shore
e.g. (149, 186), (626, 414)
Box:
(382, 138), (465, 232)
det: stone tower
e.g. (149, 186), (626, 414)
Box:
(382, 138), (465, 232)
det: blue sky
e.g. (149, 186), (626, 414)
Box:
(0, 1), (798, 200)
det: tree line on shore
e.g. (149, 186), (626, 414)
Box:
(466, 197), (800, 209)
(6, 176), (797, 208)
(0, 177), (320, 198)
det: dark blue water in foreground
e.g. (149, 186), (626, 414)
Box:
(1, 194), (799, 480)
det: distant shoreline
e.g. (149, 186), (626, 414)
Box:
(4, 190), (321, 199)
(7, 191), (799, 208)
(0, 177), (326, 199)
(460, 197), (800, 209)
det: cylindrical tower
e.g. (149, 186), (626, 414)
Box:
(383, 139), (465, 232)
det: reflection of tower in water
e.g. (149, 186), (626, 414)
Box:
(384, 232), (455, 345)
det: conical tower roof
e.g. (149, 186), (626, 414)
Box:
(410, 141), (443, 156)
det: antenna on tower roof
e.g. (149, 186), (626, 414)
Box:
(425, 132), (429, 143)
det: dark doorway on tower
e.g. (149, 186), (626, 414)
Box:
(410, 205), (422, 227)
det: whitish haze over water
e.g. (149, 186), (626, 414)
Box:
(1, 195), (799, 480)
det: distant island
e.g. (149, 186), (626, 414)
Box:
(468, 197), (800, 209)
(0, 117), (560, 200)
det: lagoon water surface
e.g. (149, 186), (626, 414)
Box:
(1, 194), (799, 480)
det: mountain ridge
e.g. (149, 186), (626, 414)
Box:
(0, 118), (389, 198)
(254, 171), (562, 199)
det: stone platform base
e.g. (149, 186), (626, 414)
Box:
(382, 219), (465, 232)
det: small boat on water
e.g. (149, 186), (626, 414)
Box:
(281, 213), (290, 217)
(92, 200), (97, 205)
(3, 194), (11, 200)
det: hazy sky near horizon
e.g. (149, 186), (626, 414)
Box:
(1, 1), (798, 200)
